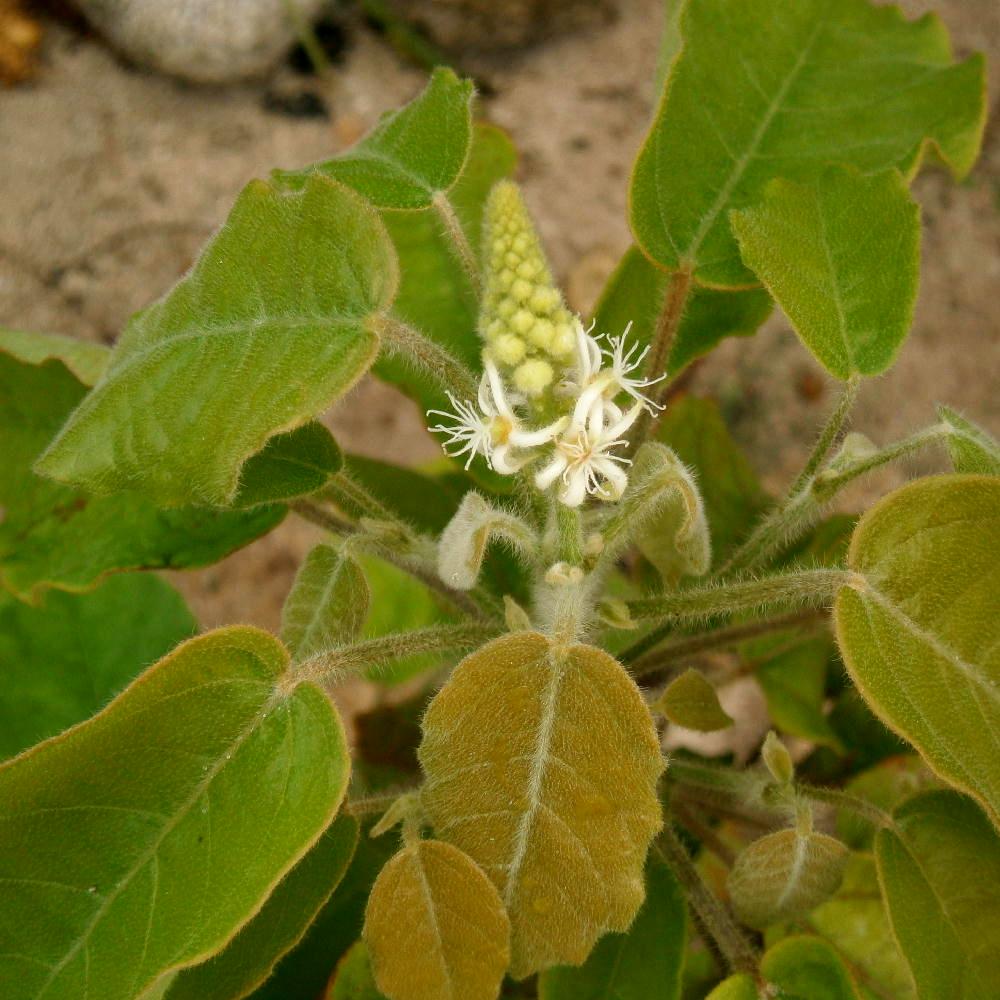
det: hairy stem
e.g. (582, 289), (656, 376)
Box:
(672, 800), (738, 867)
(432, 191), (481, 294)
(788, 376), (861, 496)
(322, 471), (400, 525)
(290, 498), (358, 536)
(655, 825), (760, 976)
(798, 783), (894, 830)
(628, 568), (848, 625)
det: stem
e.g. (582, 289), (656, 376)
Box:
(322, 472), (399, 525)
(287, 622), (497, 689)
(369, 313), (479, 403)
(630, 266), (694, 450)
(432, 192), (480, 294)
(788, 376), (861, 497)
(628, 608), (828, 676)
(555, 504), (583, 565)
(654, 825), (760, 976)
(672, 800), (738, 867)
(346, 791), (413, 818)
(798, 783), (894, 830)
(290, 498), (358, 536)
(281, 0), (330, 76)
(627, 568), (848, 625)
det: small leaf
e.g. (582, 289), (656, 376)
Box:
(655, 668), (733, 732)
(419, 633), (664, 977)
(233, 423), (343, 508)
(591, 245), (771, 376)
(537, 854), (686, 1000)
(0, 574), (196, 761)
(938, 405), (1000, 475)
(761, 731), (795, 786)
(363, 839), (510, 1000)
(630, 0), (985, 286)
(0, 626), (350, 1000)
(326, 941), (386, 999)
(0, 327), (108, 385)
(728, 829), (848, 929)
(166, 815), (359, 1000)
(281, 543), (370, 662)
(0, 349), (282, 601)
(274, 68), (475, 209)
(834, 474), (1000, 828)
(705, 975), (757, 1000)
(37, 176), (396, 506)
(875, 789), (1000, 999)
(732, 167), (920, 379)
(760, 936), (860, 1000)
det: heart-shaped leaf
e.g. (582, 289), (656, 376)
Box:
(834, 475), (1000, 828)
(0, 574), (196, 761)
(37, 176), (397, 506)
(281, 543), (370, 663)
(731, 167), (920, 379)
(591, 245), (772, 376)
(0, 349), (283, 602)
(419, 633), (664, 977)
(274, 68), (475, 210)
(760, 936), (860, 1000)
(166, 815), (358, 1000)
(537, 855), (686, 1000)
(655, 668), (733, 732)
(630, 0), (985, 286)
(937, 405), (1000, 475)
(364, 839), (510, 1000)
(0, 627), (350, 1000)
(875, 790), (1000, 999)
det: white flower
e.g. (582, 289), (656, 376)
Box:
(427, 391), (493, 470)
(602, 322), (666, 413)
(535, 402), (642, 507)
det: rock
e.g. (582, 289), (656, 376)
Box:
(76, 0), (326, 83)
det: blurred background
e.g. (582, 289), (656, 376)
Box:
(2, 0), (998, 642)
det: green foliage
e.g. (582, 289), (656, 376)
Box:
(835, 475), (1000, 827)
(731, 167), (920, 379)
(0, 574), (196, 760)
(0, 627), (350, 1000)
(937, 405), (1000, 475)
(327, 941), (386, 999)
(37, 176), (396, 506)
(0, 327), (109, 385)
(760, 936), (859, 1000)
(655, 668), (734, 732)
(630, 0), (985, 286)
(876, 790), (1000, 999)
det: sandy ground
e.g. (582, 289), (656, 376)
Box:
(2, 0), (998, 636)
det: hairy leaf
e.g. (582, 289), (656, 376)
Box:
(364, 839), (510, 1000)
(166, 815), (358, 1000)
(537, 855), (686, 1000)
(591, 245), (771, 375)
(0, 627), (350, 1000)
(274, 68), (475, 209)
(37, 176), (396, 506)
(760, 936), (860, 1000)
(0, 574), (196, 761)
(0, 350), (282, 602)
(419, 633), (664, 977)
(937, 405), (1000, 475)
(326, 941), (385, 999)
(233, 423), (342, 508)
(834, 475), (1000, 827)
(0, 328), (108, 385)
(732, 167), (920, 379)
(655, 668), (733, 732)
(281, 543), (370, 663)
(630, 0), (985, 286)
(728, 828), (848, 929)
(876, 790), (1000, 999)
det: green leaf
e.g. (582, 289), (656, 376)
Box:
(937, 406), (1000, 475)
(0, 574), (196, 761)
(419, 633), (664, 978)
(0, 328), (109, 386)
(0, 626), (350, 1000)
(875, 790), (1000, 999)
(834, 475), (1000, 828)
(706, 975), (757, 1000)
(326, 941), (386, 999)
(592, 245), (772, 375)
(274, 68), (475, 209)
(731, 167), (920, 379)
(537, 855), (686, 1000)
(0, 350), (283, 602)
(654, 668), (733, 732)
(281, 543), (370, 663)
(656, 396), (769, 563)
(233, 423), (343, 508)
(36, 176), (396, 507)
(630, 0), (985, 287)
(373, 122), (517, 413)
(761, 936), (860, 1000)
(166, 815), (358, 1000)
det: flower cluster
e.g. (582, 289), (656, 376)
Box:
(428, 320), (664, 506)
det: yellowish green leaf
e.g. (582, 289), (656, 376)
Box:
(705, 974), (757, 1000)
(937, 406), (1000, 475)
(655, 668), (733, 732)
(419, 633), (664, 977)
(761, 935), (860, 1000)
(363, 839), (510, 1000)
(0, 328), (108, 386)
(326, 940), (386, 999)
